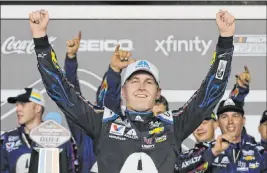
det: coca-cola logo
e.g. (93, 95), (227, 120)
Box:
(1, 36), (57, 55)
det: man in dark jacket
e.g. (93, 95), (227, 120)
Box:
(30, 9), (235, 173)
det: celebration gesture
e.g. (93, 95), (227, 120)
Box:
(29, 10), (49, 38)
(67, 31), (82, 58)
(110, 45), (135, 72)
(216, 10), (235, 37)
(235, 66), (251, 88)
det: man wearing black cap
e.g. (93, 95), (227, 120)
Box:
(202, 98), (267, 172)
(259, 110), (267, 150)
(0, 88), (76, 173)
(175, 67), (251, 173)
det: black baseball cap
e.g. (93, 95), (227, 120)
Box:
(260, 110), (267, 125)
(7, 88), (45, 107)
(217, 98), (244, 116)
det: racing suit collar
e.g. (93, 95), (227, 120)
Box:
(231, 130), (256, 150)
(125, 109), (154, 124)
(261, 139), (267, 149)
(195, 140), (215, 148)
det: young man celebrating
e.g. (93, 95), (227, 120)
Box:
(204, 99), (267, 172)
(30, 9), (235, 173)
(175, 66), (251, 173)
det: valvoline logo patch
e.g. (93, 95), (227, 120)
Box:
(109, 123), (126, 136)
(135, 60), (150, 70)
(113, 124), (123, 131)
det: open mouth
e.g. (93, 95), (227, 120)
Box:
(227, 126), (236, 132)
(135, 94), (148, 98)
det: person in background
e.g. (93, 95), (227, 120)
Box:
(63, 31), (96, 173)
(203, 98), (267, 172)
(258, 110), (267, 150)
(1, 88), (75, 173)
(175, 66), (251, 173)
(153, 95), (169, 116)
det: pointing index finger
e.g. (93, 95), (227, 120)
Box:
(78, 31), (82, 40)
(115, 44), (120, 52)
(244, 65), (250, 73)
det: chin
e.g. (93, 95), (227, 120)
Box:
(131, 102), (152, 112)
(132, 107), (150, 112)
(18, 119), (27, 125)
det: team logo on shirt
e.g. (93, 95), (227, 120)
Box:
(109, 123), (126, 136)
(181, 156), (201, 168)
(8, 135), (19, 142)
(124, 129), (138, 139)
(242, 150), (254, 156)
(6, 139), (22, 152)
(249, 162), (259, 169)
(155, 135), (167, 143)
(149, 127), (164, 135)
(243, 155), (255, 161)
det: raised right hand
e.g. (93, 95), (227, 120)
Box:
(110, 45), (136, 72)
(29, 10), (49, 38)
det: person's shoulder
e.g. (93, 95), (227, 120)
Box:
(180, 147), (195, 156)
(254, 143), (266, 155)
(102, 107), (120, 123)
(2, 127), (20, 136)
(157, 110), (174, 125)
(1, 127), (21, 143)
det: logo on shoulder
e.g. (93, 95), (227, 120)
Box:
(8, 135), (19, 142)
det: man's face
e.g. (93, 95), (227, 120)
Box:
(153, 103), (167, 116)
(16, 102), (39, 125)
(218, 111), (245, 138)
(258, 121), (267, 140)
(122, 72), (160, 112)
(193, 119), (217, 142)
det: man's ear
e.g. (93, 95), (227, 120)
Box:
(121, 86), (126, 99)
(242, 116), (246, 126)
(156, 88), (161, 100)
(34, 103), (42, 114)
(213, 121), (218, 130)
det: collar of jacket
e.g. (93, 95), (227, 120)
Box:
(231, 129), (256, 149)
(195, 140), (215, 148)
(124, 109), (154, 124)
(261, 139), (267, 149)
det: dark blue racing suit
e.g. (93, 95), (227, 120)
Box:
(0, 126), (75, 173)
(203, 130), (267, 172)
(64, 55), (96, 173)
(175, 84), (251, 173)
(260, 140), (267, 151)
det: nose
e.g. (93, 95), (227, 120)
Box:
(228, 116), (234, 124)
(138, 82), (145, 90)
(16, 103), (22, 112)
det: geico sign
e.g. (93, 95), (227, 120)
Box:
(79, 39), (134, 52)
(1, 36), (57, 55)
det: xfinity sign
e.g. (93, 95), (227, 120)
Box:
(155, 35), (212, 56)
(79, 39), (134, 52)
